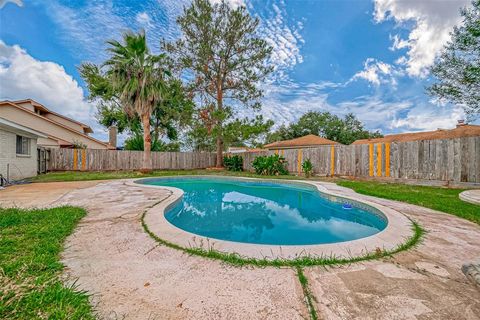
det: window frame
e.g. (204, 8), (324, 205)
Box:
(16, 135), (31, 156)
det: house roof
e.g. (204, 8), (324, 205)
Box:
(0, 100), (113, 149)
(0, 117), (48, 138)
(264, 134), (338, 149)
(12, 99), (93, 133)
(352, 124), (480, 145)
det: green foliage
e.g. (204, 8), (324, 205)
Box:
(252, 154), (289, 176)
(266, 111), (382, 145)
(302, 159), (314, 178)
(187, 115), (273, 151)
(427, 0), (480, 119)
(223, 155), (243, 171)
(79, 31), (185, 169)
(124, 133), (180, 151)
(165, 0), (272, 165)
(95, 77), (193, 142)
(71, 140), (87, 149)
(0, 206), (94, 319)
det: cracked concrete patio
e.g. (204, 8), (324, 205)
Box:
(0, 179), (479, 319)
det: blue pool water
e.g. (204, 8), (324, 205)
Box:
(139, 177), (388, 245)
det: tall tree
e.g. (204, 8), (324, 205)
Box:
(165, 0), (272, 167)
(186, 115), (273, 151)
(427, 0), (480, 119)
(266, 111), (382, 145)
(80, 31), (173, 171)
(94, 78), (193, 151)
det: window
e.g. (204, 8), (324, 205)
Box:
(16, 135), (31, 155)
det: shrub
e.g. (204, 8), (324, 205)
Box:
(302, 159), (314, 177)
(223, 155), (243, 171)
(252, 154), (289, 175)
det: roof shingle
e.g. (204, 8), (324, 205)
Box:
(264, 134), (338, 149)
(352, 124), (480, 145)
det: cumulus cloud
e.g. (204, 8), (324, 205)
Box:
(256, 0), (304, 81)
(350, 58), (397, 86)
(373, 0), (471, 77)
(255, 79), (466, 134)
(0, 41), (107, 139)
(389, 103), (465, 131)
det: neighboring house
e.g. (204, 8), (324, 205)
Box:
(0, 117), (47, 182)
(264, 134), (338, 151)
(0, 99), (114, 149)
(352, 121), (480, 145)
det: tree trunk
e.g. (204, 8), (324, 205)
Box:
(216, 135), (223, 167)
(141, 113), (152, 173)
(215, 86), (224, 168)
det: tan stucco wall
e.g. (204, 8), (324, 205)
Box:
(16, 101), (36, 112)
(44, 113), (85, 133)
(0, 105), (108, 149)
(0, 128), (38, 181)
(37, 136), (60, 148)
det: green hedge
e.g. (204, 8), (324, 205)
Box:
(252, 154), (289, 175)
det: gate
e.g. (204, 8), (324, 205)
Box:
(37, 147), (48, 174)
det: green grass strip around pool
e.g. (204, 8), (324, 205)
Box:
(141, 199), (425, 268)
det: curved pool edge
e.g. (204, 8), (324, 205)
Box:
(127, 176), (414, 260)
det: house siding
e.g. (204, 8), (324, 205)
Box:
(0, 104), (109, 149)
(0, 128), (38, 181)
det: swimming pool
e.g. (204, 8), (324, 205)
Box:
(139, 177), (388, 246)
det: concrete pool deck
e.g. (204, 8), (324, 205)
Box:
(460, 189), (480, 205)
(1, 179), (479, 319)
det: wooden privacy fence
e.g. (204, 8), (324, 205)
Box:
(49, 149), (216, 171)
(240, 137), (480, 183)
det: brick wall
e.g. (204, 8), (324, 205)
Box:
(0, 128), (38, 181)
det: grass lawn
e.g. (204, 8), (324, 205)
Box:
(0, 206), (95, 319)
(31, 169), (315, 183)
(337, 180), (480, 225)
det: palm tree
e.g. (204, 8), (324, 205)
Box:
(104, 31), (168, 172)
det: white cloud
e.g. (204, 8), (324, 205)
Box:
(350, 58), (397, 86)
(0, 41), (107, 139)
(37, 0), (303, 83)
(257, 0), (304, 81)
(209, 0), (245, 8)
(373, 0), (471, 77)
(39, 0), (187, 62)
(0, 0), (22, 9)
(254, 79), (466, 135)
(389, 103), (465, 131)
(136, 12), (152, 28)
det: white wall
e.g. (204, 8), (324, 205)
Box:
(0, 128), (38, 181)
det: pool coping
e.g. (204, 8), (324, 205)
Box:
(126, 176), (414, 260)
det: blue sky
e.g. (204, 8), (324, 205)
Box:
(0, 0), (475, 142)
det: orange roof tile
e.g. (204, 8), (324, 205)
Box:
(264, 134), (338, 149)
(352, 124), (480, 145)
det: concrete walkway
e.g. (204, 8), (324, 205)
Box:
(1, 180), (479, 319)
(460, 189), (480, 205)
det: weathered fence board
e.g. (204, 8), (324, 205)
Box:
(49, 149), (216, 171)
(240, 137), (480, 183)
(48, 137), (480, 183)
